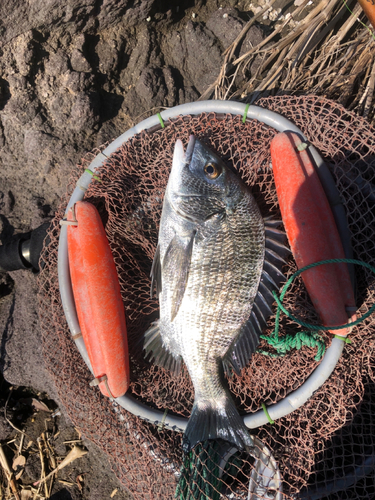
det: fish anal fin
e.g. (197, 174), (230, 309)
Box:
(142, 319), (182, 376)
(163, 232), (195, 321)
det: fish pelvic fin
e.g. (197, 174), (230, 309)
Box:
(182, 396), (255, 453)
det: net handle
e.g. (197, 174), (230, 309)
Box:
(58, 99), (349, 431)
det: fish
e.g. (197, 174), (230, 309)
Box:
(143, 136), (288, 453)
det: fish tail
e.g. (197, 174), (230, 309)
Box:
(182, 396), (254, 453)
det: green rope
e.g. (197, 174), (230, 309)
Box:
(261, 258), (375, 361)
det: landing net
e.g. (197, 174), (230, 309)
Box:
(38, 95), (375, 499)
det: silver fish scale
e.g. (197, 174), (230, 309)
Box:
(171, 193), (264, 400)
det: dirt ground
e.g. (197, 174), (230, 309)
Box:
(0, 0), (357, 498)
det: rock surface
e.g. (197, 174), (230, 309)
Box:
(0, 0), (267, 497)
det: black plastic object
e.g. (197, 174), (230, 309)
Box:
(0, 222), (50, 273)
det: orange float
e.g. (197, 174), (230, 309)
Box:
(67, 201), (130, 398)
(270, 132), (356, 336)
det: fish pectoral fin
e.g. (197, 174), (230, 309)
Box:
(142, 319), (182, 375)
(150, 244), (162, 298)
(163, 232), (195, 321)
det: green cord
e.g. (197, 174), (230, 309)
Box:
(157, 112), (165, 128)
(84, 168), (102, 182)
(273, 259), (375, 331)
(261, 258), (375, 361)
(242, 103), (250, 123)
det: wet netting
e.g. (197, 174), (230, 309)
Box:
(37, 95), (375, 499)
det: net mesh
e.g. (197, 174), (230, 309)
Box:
(37, 95), (375, 499)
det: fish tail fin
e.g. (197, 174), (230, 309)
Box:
(182, 397), (254, 453)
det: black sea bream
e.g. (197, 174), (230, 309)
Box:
(144, 136), (288, 452)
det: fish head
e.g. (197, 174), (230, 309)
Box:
(167, 136), (246, 223)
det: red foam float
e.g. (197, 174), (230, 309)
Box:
(271, 132), (356, 336)
(67, 201), (130, 397)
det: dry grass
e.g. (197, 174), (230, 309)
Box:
(201, 0), (375, 124)
(0, 387), (88, 500)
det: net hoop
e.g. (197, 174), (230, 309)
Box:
(58, 99), (350, 432)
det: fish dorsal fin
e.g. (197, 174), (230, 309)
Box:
(223, 220), (290, 375)
(163, 232), (195, 321)
(142, 319), (182, 375)
(150, 244), (162, 298)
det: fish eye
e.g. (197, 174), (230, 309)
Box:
(204, 162), (221, 180)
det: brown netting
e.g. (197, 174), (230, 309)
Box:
(37, 95), (375, 499)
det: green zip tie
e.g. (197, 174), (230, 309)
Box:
(334, 335), (352, 344)
(157, 112), (165, 128)
(242, 103), (250, 124)
(297, 142), (308, 152)
(261, 402), (275, 424)
(85, 169), (102, 183)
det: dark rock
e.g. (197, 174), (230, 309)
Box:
(0, 273), (14, 298)
(7, 74), (28, 92)
(49, 92), (73, 125)
(44, 50), (70, 77)
(70, 49), (91, 73)
(0, 414), (12, 440)
(2, 91), (40, 126)
(62, 71), (95, 94)
(178, 86), (200, 105)
(135, 65), (178, 109)
(206, 7), (265, 76)
(23, 129), (59, 163)
(69, 91), (100, 132)
(96, 120), (123, 147)
(206, 7), (244, 50)
(165, 21), (222, 95)
(96, 38), (119, 75)
(240, 24), (265, 59)
(24, 450), (42, 481)
(0, 270), (56, 396)
(119, 26), (161, 90)
(0, 0), (156, 44)
(96, 0), (155, 30)
(0, 120), (4, 148)
(12, 32), (36, 77)
(0, 190), (16, 219)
